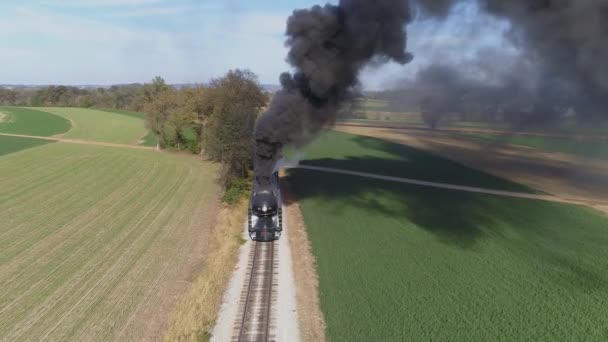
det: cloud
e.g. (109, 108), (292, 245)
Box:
(109, 6), (193, 17)
(108, 2), (224, 17)
(0, 5), (290, 85)
(43, 0), (164, 7)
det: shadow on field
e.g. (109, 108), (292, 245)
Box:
(284, 166), (493, 249)
(303, 134), (535, 193)
(283, 134), (532, 248)
(283, 134), (608, 289)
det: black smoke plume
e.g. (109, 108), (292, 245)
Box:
(254, 0), (608, 186)
(253, 0), (415, 187)
(482, 0), (608, 118)
(393, 0), (608, 127)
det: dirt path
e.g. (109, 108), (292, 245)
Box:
(334, 125), (608, 209)
(0, 132), (155, 151)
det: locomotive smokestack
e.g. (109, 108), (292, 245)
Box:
(253, 0), (415, 187)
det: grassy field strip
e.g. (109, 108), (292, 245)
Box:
(0, 155), (143, 265)
(0, 161), (122, 263)
(0, 154), (151, 310)
(9, 167), (188, 338)
(96, 108), (158, 147)
(0, 152), (127, 229)
(0, 151), (82, 189)
(48, 167), (197, 341)
(0, 148), (76, 178)
(29, 168), (190, 341)
(0, 155), (113, 226)
(0, 156), (99, 204)
(0, 158), (161, 299)
(297, 165), (592, 206)
(2, 160), (170, 334)
(39, 107), (147, 145)
(111, 171), (208, 334)
(90, 169), (208, 341)
(0, 139), (90, 176)
(0, 156), (115, 223)
(0, 148), (130, 200)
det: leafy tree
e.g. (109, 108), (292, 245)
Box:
(0, 88), (17, 105)
(143, 87), (176, 148)
(143, 76), (170, 103)
(202, 69), (266, 184)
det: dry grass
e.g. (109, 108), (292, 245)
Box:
(162, 200), (247, 342)
(283, 190), (326, 342)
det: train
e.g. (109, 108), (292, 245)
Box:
(248, 171), (283, 242)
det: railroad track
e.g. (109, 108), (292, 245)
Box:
(232, 241), (278, 342)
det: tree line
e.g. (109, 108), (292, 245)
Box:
(1, 70), (269, 203)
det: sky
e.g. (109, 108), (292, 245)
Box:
(0, 0), (513, 89)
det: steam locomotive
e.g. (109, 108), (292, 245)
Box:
(248, 172), (283, 242)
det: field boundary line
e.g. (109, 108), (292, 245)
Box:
(0, 133), (155, 151)
(297, 165), (606, 208)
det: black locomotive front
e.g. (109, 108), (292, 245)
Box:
(248, 189), (282, 242)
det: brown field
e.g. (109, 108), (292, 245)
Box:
(334, 124), (608, 211)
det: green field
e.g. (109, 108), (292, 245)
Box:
(0, 140), (220, 340)
(361, 99), (389, 111)
(97, 108), (158, 147)
(39, 107), (148, 145)
(289, 131), (608, 341)
(0, 107), (71, 136)
(456, 132), (608, 160)
(97, 108), (146, 119)
(0, 135), (53, 157)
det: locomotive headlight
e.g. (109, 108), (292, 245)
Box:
(262, 205), (268, 212)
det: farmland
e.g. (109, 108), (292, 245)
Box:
(40, 107), (149, 145)
(97, 109), (158, 147)
(0, 140), (221, 340)
(288, 131), (608, 341)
